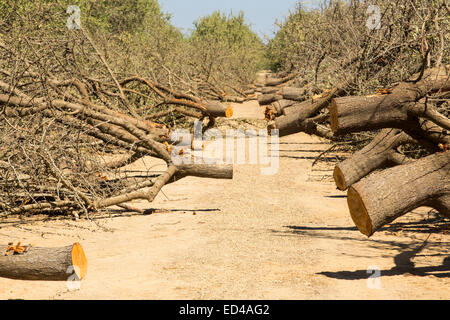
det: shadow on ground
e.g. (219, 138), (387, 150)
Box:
(271, 212), (449, 279)
(318, 246), (450, 279)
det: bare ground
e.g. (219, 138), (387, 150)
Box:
(0, 100), (448, 299)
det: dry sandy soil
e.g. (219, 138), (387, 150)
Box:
(0, 100), (448, 299)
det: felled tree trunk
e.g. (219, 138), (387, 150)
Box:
(265, 100), (297, 119)
(333, 129), (413, 190)
(265, 73), (298, 86)
(268, 87), (344, 137)
(347, 151), (450, 237)
(258, 93), (283, 106)
(175, 164), (233, 180)
(260, 87), (279, 94)
(282, 102), (306, 116)
(204, 100), (234, 118)
(268, 100), (315, 136)
(279, 86), (307, 101)
(329, 65), (450, 135)
(272, 99), (296, 114)
(0, 243), (87, 281)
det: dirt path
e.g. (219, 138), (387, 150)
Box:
(0, 101), (448, 299)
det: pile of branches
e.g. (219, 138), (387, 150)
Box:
(331, 65), (449, 236)
(261, 0), (449, 236)
(0, 5), (234, 219)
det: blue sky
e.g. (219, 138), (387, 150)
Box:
(158, 0), (321, 39)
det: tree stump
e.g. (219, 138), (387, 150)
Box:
(0, 242), (87, 281)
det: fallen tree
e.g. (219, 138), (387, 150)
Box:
(258, 87), (307, 106)
(0, 29), (234, 219)
(264, 72), (299, 87)
(261, 0), (450, 241)
(347, 151), (450, 237)
(259, 62), (449, 237)
(264, 99), (297, 120)
(267, 87), (346, 138)
(329, 65), (450, 135)
(333, 129), (414, 191)
(258, 93), (283, 106)
(333, 121), (450, 190)
(327, 67), (450, 236)
(279, 86), (308, 101)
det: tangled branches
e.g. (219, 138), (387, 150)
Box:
(0, 2), (234, 219)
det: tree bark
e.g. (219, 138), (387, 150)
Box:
(282, 101), (308, 116)
(347, 151), (450, 237)
(258, 93), (283, 106)
(333, 129), (414, 190)
(203, 100), (233, 118)
(329, 65), (450, 134)
(265, 73), (298, 86)
(279, 86), (307, 101)
(268, 87), (344, 137)
(272, 99), (296, 114)
(175, 163), (233, 180)
(0, 243), (87, 281)
(260, 87), (279, 94)
(265, 100), (297, 119)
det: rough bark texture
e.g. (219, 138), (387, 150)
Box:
(265, 100), (298, 121)
(329, 65), (450, 134)
(347, 151), (450, 237)
(204, 100), (233, 118)
(175, 164), (233, 180)
(280, 87), (307, 101)
(265, 73), (298, 86)
(260, 87), (279, 94)
(0, 243), (87, 281)
(269, 87), (344, 137)
(333, 129), (413, 190)
(282, 101), (308, 116)
(258, 93), (283, 106)
(271, 99), (296, 115)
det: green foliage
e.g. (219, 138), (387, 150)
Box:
(266, 4), (309, 72)
(189, 10), (269, 85)
(82, 0), (165, 34)
(192, 11), (256, 48)
(0, 0), (270, 100)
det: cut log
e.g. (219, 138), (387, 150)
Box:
(347, 151), (450, 237)
(0, 243), (87, 281)
(282, 101), (306, 116)
(272, 99), (296, 114)
(416, 119), (450, 146)
(265, 73), (298, 86)
(255, 70), (271, 85)
(333, 129), (414, 190)
(175, 163), (233, 180)
(204, 100), (233, 118)
(265, 100), (297, 119)
(329, 65), (450, 134)
(222, 96), (246, 103)
(260, 87), (279, 94)
(269, 87), (345, 137)
(258, 93), (283, 106)
(279, 86), (307, 101)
